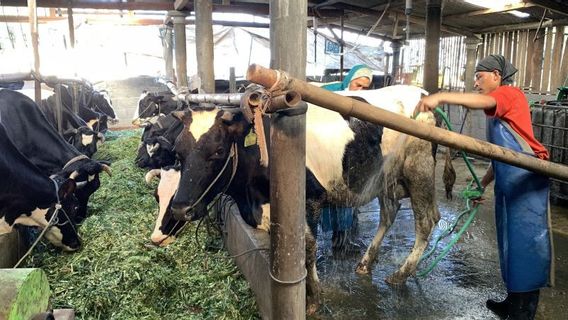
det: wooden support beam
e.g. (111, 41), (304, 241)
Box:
(444, 3), (535, 20)
(28, 0), (42, 105)
(388, 11), (478, 38)
(478, 18), (568, 33)
(528, 0), (568, 17)
(195, 0), (215, 93)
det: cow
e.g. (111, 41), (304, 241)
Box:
(0, 122), (81, 251)
(145, 167), (183, 246)
(133, 91), (187, 123)
(155, 85), (442, 313)
(0, 89), (111, 224)
(40, 91), (105, 157)
(134, 113), (184, 169)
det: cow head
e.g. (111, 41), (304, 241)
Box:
(92, 90), (118, 123)
(145, 168), (186, 246)
(137, 92), (165, 119)
(41, 178), (82, 251)
(134, 113), (183, 169)
(63, 126), (105, 158)
(170, 109), (249, 222)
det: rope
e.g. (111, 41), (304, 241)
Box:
(415, 107), (484, 277)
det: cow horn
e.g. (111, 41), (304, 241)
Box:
(97, 132), (105, 143)
(144, 169), (161, 185)
(69, 171), (80, 180)
(102, 164), (112, 177)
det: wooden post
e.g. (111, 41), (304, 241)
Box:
(464, 37), (479, 92)
(0, 269), (50, 320)
(27, 0), (41, 104)
(171, 11), (188, 88)
(195, 0), (215, 93)
(269, 0), (307, 318)
(67, 7), (75, 48)
(423, 0), (441, 93)
(339, 14), (344, 81)
(531, 28), (545, 91)
(162, 22), (175, 81)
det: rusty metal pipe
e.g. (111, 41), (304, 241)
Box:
(247, 64), (568, 182)
(269, 91), (302, 112)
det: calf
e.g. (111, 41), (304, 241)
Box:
(0, 90), (111, 224)
(0, 123), (80, 251)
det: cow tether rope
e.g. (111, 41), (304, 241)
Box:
(416, 107), (484, 277)
(157, 142), (239, 245)
(13, 178), (79, 268)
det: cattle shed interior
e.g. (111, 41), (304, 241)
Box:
(1, 1), (568, 320)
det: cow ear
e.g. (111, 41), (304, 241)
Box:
(220, 111), (234, 123)
(172, 110), (192, 126)
(58, 179), (77, 199)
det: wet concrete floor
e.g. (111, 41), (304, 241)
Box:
(313, 157), (568, 320)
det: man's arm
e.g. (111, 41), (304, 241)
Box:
(417, 92), (497, 112)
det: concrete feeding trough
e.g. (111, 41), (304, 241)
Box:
(219, 196), (272, 319)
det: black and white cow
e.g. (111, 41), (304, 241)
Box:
(0, 122), (81, 251)
(39, 91), (105, 157)
(0, 89), (111, 224)
(155, 85), (442, 313)
(133, 91), (187, 123)
(134, 113), (185, 169)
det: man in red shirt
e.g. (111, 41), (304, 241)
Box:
(416, 54), (553, 320)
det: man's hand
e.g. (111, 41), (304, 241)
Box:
(415, 93), (443, 114)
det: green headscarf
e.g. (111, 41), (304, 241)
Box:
(321, 64), (373, 91)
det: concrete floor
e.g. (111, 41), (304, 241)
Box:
(314, 157), (568, 320)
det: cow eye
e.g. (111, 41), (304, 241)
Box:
(210, 147), (225, 159)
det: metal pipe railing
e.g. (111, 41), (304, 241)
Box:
(246, 64), (568, 183)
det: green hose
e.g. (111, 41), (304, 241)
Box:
(416, 107), (485, 277)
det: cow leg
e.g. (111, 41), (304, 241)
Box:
(305, 225), (320, 315)
(386, 154), (440, 285)
(355, 194), (399, 275)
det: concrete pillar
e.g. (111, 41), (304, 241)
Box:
(162, 22), (175, 81)
(464, 37), (480, 92)
(391, 40), (402, 82)
(423, 0), (441, 94)
(171, 11), (188, 88)
(195, 0), (215, 93)
(269, 0), (307, 318)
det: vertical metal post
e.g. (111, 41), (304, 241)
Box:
(269, 0), (307, 318)
(229, 67), (236, 93)
(54, 84), (64, 135)
(195, 0), (215, 93)
(71, 84), (79, 114)
(27, 0), (41, 104)
(423, 0), (441, 93)
(171, 11), (188, 88)
(163, 22), (175, 81)
(339, 14), (344, 81)
(391, 40), (402, 83)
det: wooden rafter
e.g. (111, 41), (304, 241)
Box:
(444, 2), (536, 20)
(528, 0), (568, 17)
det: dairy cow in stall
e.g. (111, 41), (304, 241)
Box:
(0, 90), (111, 224)
(0, 122), (81, 251)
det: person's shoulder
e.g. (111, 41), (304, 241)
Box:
(493, 85), (525, 100)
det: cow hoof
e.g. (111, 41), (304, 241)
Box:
(355, 263), (370, 275)
(385, 272), (407, 285)
(306, 302), (319, 316)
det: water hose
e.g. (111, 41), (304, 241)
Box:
(416, 107), (484, 277)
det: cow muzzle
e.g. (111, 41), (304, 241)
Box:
(171, 205), (195, 221)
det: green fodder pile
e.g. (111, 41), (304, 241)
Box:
(24, 129), (259, 320)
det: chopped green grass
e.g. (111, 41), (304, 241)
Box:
(24, 129), (259, 320)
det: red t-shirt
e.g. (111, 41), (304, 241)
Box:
(484, 86), (549, 160)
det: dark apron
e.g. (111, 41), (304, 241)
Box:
(486, 117), (554, 292)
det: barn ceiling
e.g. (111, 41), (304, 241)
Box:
(0, 0), (567, 40)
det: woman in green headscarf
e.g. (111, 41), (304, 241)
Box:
(321, 64), (373, 91)
(320, 64), (373, 248)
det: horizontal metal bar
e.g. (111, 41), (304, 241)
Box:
(183, 93), (244, 106)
